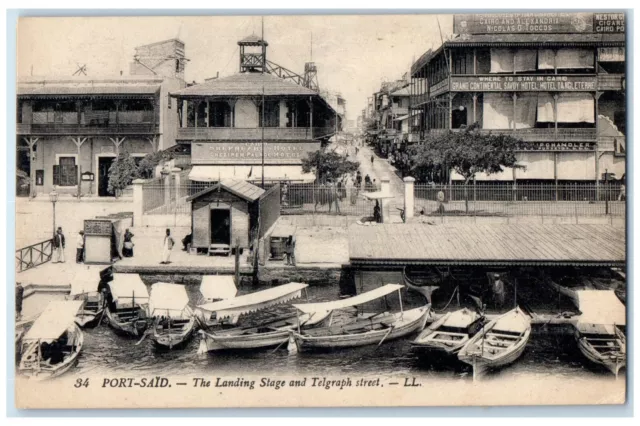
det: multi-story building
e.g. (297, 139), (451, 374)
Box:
(410, 13), (626, 183)
(17, 38), (186, 197)
(320, 91), (347, 132)
(171, 36), (337, 184)
(371, 79), (411, 157)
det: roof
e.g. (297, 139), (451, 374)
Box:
(390, 86), (411, 96)
(349, 223), (625, 267)
(24, 300), (83, 341)
(17, 84), (160, 97)
(200, 275), (238, 301)
(576, 290), (625, 326)
(186, 179), (265, 202)
(293, 284), (404, 314)
(171, 72), (318, 97)
(445, 33), (626, 47)
(238, 34), (268, 46)
(149, 283), (190, 316)
(111, 273), (149, 302)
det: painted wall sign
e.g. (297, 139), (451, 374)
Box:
(517, 142), (596, 151)
(84, 219), (112, 236)
(451, 75), (597, 92)
(192, 141), (321, 165)
(454, 13), (595, 34)
(593, 13), (625, 33)
(598, 47), (625, 62)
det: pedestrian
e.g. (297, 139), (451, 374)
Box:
(373, 200), (382, 223)
(160, 228), (175, 265)
(284, 235), (296, 266)
(371, 155), (375, 166)
(76, 230), (85, 263)
(333, 183), (342, 213)
(492, 274), (506, 309)
(123, 229), (134, 258)
(618, 174), (626, 201)
(52, 227), (66, 263)
(281, 182), (289, 206)
(356, 171), (362, 188)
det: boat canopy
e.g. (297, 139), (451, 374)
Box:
(69, 266), (103, 295)
(200, 276), (238, 301)
(197, 282), (308, 319)
(149, 283), (190, 317)
(24, 300), (83, 342)
(444, 309), (478, 328)
(293, 283), (404, 314)
(111, 273), (149, 303)
(576, 290), (626, 326)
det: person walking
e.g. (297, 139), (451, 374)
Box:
(160, 229), (175, 265)
(76, 230), (85, 263)
(370, 155), (375, 166)
(123, 229), (134, 258)
(52, 227), (66, 263)
(356, 171), (362, 189)
(284, 235), (296, 266)
(373, 200), (382, 223)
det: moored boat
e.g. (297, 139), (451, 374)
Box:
(73, 291), (105, 328)
(411, 308), (484, 358)
(575, 322), (625, 378)
(148, 283), (197, 350)
(105, 274), (150, 337)
(457, 306), (531, 380)
(289, 284), (430, 352)
(18, 300), (84, 380)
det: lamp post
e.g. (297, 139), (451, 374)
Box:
(49, 189), (59, 235)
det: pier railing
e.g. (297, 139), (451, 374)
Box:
(16, 239), (53, 273)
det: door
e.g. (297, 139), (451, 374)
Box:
(98, 156), (115, 196)
(210, 208), (231, 245)
(452, 109), (468, 129)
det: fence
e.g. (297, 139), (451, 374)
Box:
(414, 183), (626, 217)
(16, 239), (53, 273)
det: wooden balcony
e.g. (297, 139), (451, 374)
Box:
(391, 106), (409, 116)
(18, 123), (158, 135)
(177, 127), (333, 140)
(429, 128), (597, 142)
(597, 74), (625, 91)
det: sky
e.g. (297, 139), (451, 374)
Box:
(17, 15), (453, 120)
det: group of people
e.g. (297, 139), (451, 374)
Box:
(51, 227), (136, 264)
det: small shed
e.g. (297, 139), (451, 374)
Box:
(186, 179), (265, 254)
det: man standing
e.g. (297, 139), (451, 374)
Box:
(52, 227), (66, 263)
(370, 155), (375, 166)
(284, 235), (296, 267)
(76, 230), (85, 263)
(160, 228), (175, 265)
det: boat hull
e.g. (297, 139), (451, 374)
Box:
(150, 318), (197, 350)
(105, 307), (149, 338)
(75, 309), (104, 328)
(292, 306), (429, 351)
(19, 324), (84, 381)
(575, 330), (626, 378)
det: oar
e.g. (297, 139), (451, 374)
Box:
(376, 325), (395, 348)
(135, 329), (151, 346)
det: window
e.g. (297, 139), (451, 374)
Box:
(259, 100), (280, 127)
(208, 101), (232, 127)
(53, 156), (77, 186)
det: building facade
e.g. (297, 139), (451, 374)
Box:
(17, 39), (186, 197)
(171, 36), (337, 184)
(410, 13), (626, 183)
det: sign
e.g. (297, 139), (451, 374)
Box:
(84, 219), (112, 236)
(593, 13), (625, 33)
(35, 170), (44, 186)
(451, 75), (597, 92)
(81, 172), (95, 181)
(598, 47), (625, 62)
(516, 142), (596, 152)
(192, 141), (321, 165)
(454, 13), (595, 34)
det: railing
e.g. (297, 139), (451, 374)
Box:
(597, 74), (625, 91)
(24, 123), (157, 135)
(428, 127), (597, 142)
(411, 93), (430, 107)
(177, 127), (317, 140)
(414, 183), (625, 217)
(391, 106), (409, 116)
(16, 239), (53, 273)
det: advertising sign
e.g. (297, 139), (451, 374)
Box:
(517, 142), (596, 152)
(451, 75), (597, 92)
(454, 13), (625, 35)
(192, 141), (321, 165)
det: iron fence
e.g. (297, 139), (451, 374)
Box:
(16, 239), (53, 273)
(414, 183), (626, 217)
(281, 183), (382, 217)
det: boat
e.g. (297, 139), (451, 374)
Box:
(195, 275), (238, 328)
(289, 284), (430, 352)
(411, 308), (485, 358)
(401, 266), (440, 303)
(148, 283), (197, 350)
(18, 300), (84, 380)
(104, 274), (150, 337)
(457, 306), (531, 380)
(73, 291), (105, 328)
(197, 283), (331, 353)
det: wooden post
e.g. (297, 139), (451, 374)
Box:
(70, 137), (88, 199)
(472, 93), (478, 124)
(473, 48), (477, 74)
(512, 93), (517, 133)
(109, 137), (126, 156)
(146, 136), (158, 153)
(554, 152), (559, 201)
(595, 92), (602, 197)
(24, 137), (39, 198)
(234, 238), (240, 288)
(553, 94), (558, 139)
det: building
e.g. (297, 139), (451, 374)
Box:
(410, 13), (626, 183)
(320, 91), (347, 132)
(371, 79), (411, 157)
(171, 36), (337, 184)
(17, 38), (187, 197)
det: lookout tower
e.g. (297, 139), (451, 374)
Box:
(238, 35), (268, 73)
(303, 62), (319, 91)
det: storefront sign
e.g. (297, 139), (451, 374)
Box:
(451, 75), (597, 92)
(454, 13), (595, 34)
(84, 219), (112, 236)
(517, 142), (596, 151)
(598, 47), (625, 62)
(593, 13), (625, 33)
(192, 141), (321, 165)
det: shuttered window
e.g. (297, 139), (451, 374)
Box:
(53, 157), (78, 186)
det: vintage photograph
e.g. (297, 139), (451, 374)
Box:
(13, 12), (626, 408)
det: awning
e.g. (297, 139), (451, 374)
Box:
(576, 290), (625, 326)
(149, 283), (190, 317)
(111, 273), (149, 303)
(189, 165), (315, 183)
(293, 284), (404, 314)
(200, 276), (238, 301)
(24, 300), (83, 342)
(393, 111), (420, 122)
(197, 282), (308, 319)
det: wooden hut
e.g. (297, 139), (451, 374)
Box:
(186, 179), (265, 256)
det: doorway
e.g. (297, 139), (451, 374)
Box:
(210, 208), (231, 245)
(98, 156), (115, 196)
(452, 108), (468, 129)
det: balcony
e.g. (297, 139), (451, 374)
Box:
(428, 128), (596, 142)
(411, 93), (430, 107)
(390, 106), (409, 116)
(20, 110), (158, 135)
(19, 122), (158, 135)
(597, 74), (625, 91)
(177, 127), (333, 141)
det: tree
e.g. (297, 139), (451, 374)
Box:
(301, 149), (360, 183)
(108, 151), (138, 197)
(410, 125), (524, 212)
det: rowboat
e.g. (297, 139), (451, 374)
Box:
(104, 274), (150, 337)
(289, 284), (430, 352)
(458, 306), (531, 380)
(73, 291), (105, 328)
(197, 283), (331, 353)
(18, 300), (84, 380)
(148, 283), (197, 350)
(411, 308), (484, 358)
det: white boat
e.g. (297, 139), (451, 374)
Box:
(289, 284), (430, 352)
(411, 308), (485, 358)
(195, 275), (238, 328)
(148, 283), (197, 350)
(197, 283), (330, 353)
(458, 306), (531, 380)
(105, 274), (150, 337)
(18, 300), (84, 380)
